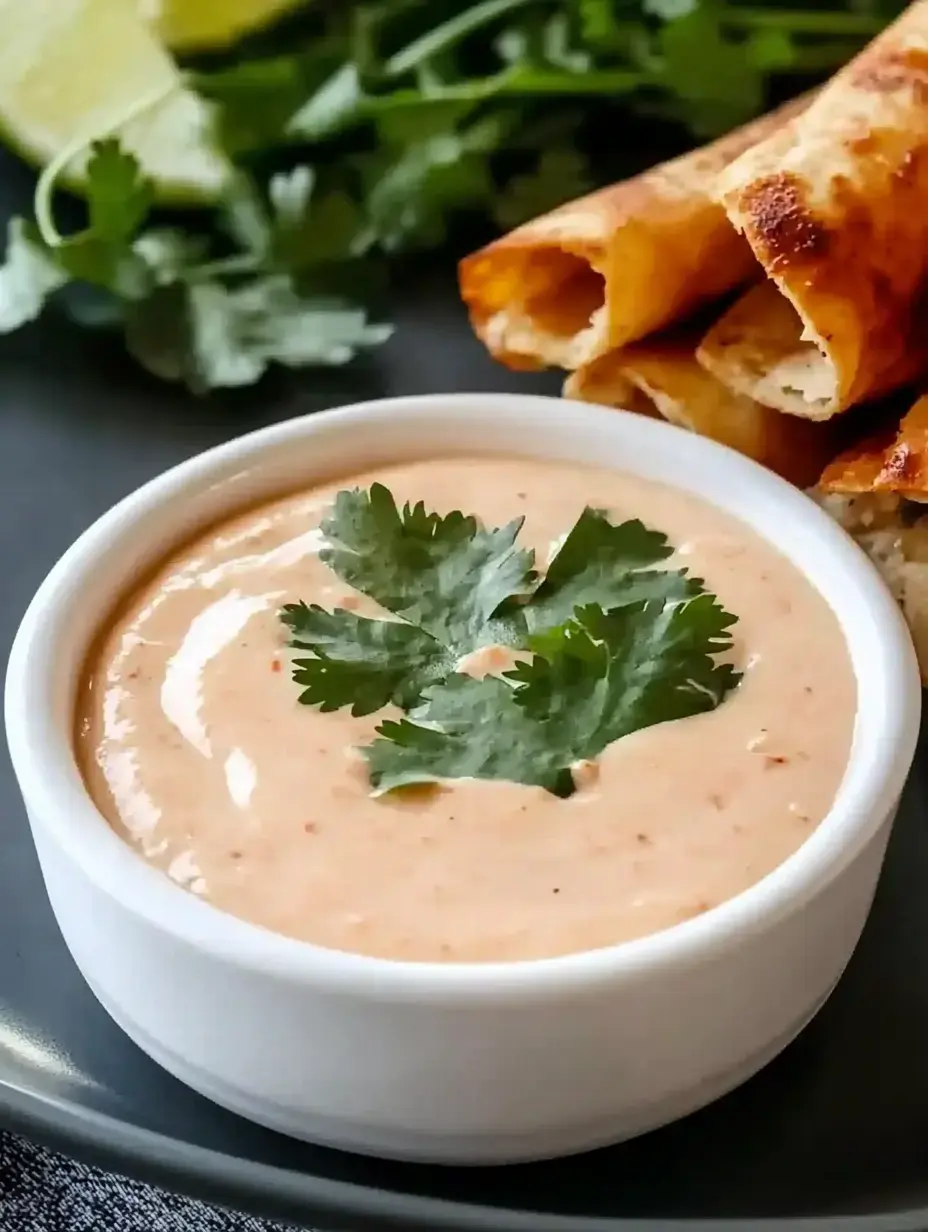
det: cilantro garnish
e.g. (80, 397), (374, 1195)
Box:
(281, 605), (454, 716)
(366, 597), (740, 797)
(281, 485), (740, 795)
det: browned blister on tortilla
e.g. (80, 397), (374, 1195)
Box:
(702, 1), (928, 420)
(458, 95), (810, 372)
(565, 334), (834, 487)
(819, 393), (928, 496)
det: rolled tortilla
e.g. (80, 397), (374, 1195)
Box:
(819, 392), (928, 498)
(459, 95), (810, 372)
(699, 1), (928, 420)
(815, 393), (928, 676)
(565, 335), (834, 487)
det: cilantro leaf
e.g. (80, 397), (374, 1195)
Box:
(53, 141), (155, 298)
(281, 602), (452, 715)
(132, 228), (212, 282)
(287, 63), (365, 142)
(196, 47), (347, 157)
(366, 596), (741, 796)
(269, 170), (371, 271)
(0, 146), (156, 340)
(0, 219), (67, 331)
(366, 674), (578, 797)
(655, 8), (764, 137)
(515, 597), (741, 740)
(645, 0), (699, 18)
(126, 276), (392, 393)
(83, 138), (154, 245)
(360, 122), (503, 252)
(2, 143), (155, 331)
(223, 167), (372, 273)
(320, 483), (537, 646)
(520, 509), (701, 633)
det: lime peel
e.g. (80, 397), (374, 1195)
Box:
(147, 0), (306, 53)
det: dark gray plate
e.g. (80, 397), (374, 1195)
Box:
(2, 154), (928, 1232)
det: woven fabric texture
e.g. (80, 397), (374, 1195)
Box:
(0, 1131), (301, 1231)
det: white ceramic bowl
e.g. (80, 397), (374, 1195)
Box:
(5, 394), (922, 1166)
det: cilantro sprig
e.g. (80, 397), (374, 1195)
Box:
(367, 597), (740, 796)
(0, 2), (903, 391)
(281, 484), (740, 796)
(0, 142), (391, 393)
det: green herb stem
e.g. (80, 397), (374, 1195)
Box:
(360, 64), (648, 114)
(719, 6), (884, 37)
(489, 66), (649, 94)
(34, 79), (178, 249)
(385, 0), (542, 77)
(185, 252), (261, 281)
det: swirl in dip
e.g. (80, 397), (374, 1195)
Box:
(76, 457), (855, 963)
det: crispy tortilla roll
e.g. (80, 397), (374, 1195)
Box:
(565, 337), (833, 487)
(700, 2), (928, 421)
(458, 95), (810, 372)
(819, 393), (928, 497)
(815, 394), (928, 678)
(563, 353), (654, 418)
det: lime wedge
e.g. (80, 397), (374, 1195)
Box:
(145, 0), (306, 53)
(0, 0), (230, 204)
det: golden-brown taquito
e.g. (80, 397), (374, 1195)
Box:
(819, 393), (928, 497)
(814, 393), (928, 675)
(458, 95), (810, 372)
(700, 1), (928, 421)
(565, 335), (834, 487)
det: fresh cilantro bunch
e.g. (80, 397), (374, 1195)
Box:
(280, 484), (740, 797)
(0, 0), (904, 390)
(0, 142), (391, 393)
(196, 0), (904, 259)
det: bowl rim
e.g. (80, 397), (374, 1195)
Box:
(5, 392), (922, 1003)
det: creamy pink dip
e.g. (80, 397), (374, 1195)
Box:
(77, 457), (855, 963)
